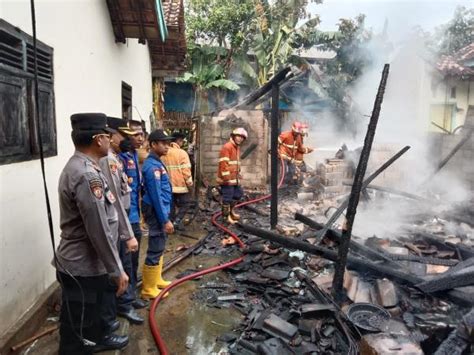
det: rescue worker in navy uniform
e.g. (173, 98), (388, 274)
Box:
(140, 129), (174, 299)
(118, 121), (144, 294)
(98, 117), (145, 326)
(55, 113), (129, 354)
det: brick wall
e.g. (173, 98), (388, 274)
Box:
(199, 109), (269, 187)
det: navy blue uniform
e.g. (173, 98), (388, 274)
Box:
(142, 152), (172, 265)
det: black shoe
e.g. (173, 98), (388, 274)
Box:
(104, 319), (120, 334)
(132, 298), (148, 309)
(93, 334), (128, 353)
(117, 308), (144, 325)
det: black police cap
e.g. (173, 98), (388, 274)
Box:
(70, 113), (115, 133)
(107, 116), (127, 131)
(149, 129), (173, 143)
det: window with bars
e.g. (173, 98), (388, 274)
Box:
(0, 19), (56, 165)
(122, 81), (132, 120)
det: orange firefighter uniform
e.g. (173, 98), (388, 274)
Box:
(217, 128), (248, 223)
(162, 142), (193, 193)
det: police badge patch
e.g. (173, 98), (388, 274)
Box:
(127, 159), (135, 169)
(89, 178), (104, 199)
(110, 162), (118, 174)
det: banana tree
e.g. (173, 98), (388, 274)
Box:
(177, 45), (240, 115)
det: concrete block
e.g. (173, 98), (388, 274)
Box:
(375, 279), (398, 308)
(360, 333), (423, 355)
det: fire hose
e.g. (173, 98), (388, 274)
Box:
(149, 159), (286, 354)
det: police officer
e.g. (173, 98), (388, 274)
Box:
(99, 117), (145, 325)
(55, 113), (129, 354)
(118, 121), (144, 294)
(141, 129), (174, 299)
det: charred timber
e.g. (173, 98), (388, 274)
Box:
(332, 64), (390, 299)
(294, 212), (398, 266)
(234, 67), (292, 109)
(238, 223), (474, 306)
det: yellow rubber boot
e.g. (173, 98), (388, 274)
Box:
(156, 256), (171, 289)
(141, 264), (161, 299)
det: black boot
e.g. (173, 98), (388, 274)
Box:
(93, 334), (128, 353)
(117, 308), (144, 325)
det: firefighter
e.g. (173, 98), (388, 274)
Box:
(278, 121), (314, 184)
(140, 129), (174, 299)
(217, 127), (248, 224)
(161, 132), (193, 230)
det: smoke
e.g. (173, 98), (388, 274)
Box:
(286, 25), (472, 239)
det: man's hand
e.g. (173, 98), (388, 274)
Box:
(126, 237), (138, 253)
(307, 147), (314, 153)
(114, 272), (129, 296)
(238, 173), (243, 180)
(164, 220), (175, 234)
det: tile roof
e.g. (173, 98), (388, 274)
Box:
(437, 43), (474, 77)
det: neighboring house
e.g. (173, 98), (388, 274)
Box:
(0, 0), (185, 347)
(432, 43), (474, 133)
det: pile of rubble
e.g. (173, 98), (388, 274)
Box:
(188, 177), (474, 354)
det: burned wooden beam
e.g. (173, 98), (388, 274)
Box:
(317, 145), (411, 239)
(342, 182), (430, 202)
(416, 265), (474, 293)
(233, 67), (292, 109)
(294, 212), (398, 266)
(270, 83), (279, 229)
(332, 64), (390, 300)
(238, 223), (474, 306)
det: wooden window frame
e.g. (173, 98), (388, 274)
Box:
(0, 19), (56, 165)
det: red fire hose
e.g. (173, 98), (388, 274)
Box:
(149, 159), (286, 354)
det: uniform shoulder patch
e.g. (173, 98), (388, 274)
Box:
(154, 168), (161, 179)
(89, 176), (104, 199)
(127, 159), (136, 169)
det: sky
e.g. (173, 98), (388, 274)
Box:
(308, 0), (473, 41)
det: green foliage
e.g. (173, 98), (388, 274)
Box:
(185, 0), (255, 49)
(431, 6), (474, 56)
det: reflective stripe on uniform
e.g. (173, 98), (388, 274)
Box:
(283, 143), (296, 149)
(172, 186), (189, 193)
(166, 163), (192, 170)
(221, 171), (230, 176)
(219, 157), (230, 162)
(228, 161), (240, 165)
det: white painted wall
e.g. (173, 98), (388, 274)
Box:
(431, 77), (474, 130)
(0, 0), (153, 336)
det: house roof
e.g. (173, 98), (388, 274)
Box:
(437, 43), (474, 78)
(106, 0), (186, 77)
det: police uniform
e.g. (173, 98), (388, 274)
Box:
(141, 130), (173, 299)
(118, 136), (142, 289)
(103, 117), (146, 321)
(55, 113), (126, 354)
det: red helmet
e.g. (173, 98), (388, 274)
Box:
(292, 121), (308, 134)
(231, 127), (248, 139)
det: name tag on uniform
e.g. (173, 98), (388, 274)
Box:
(105, 189), (116, 203)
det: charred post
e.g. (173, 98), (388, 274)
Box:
(332, 64), (390, 301)
(270, 83), (279, 229)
